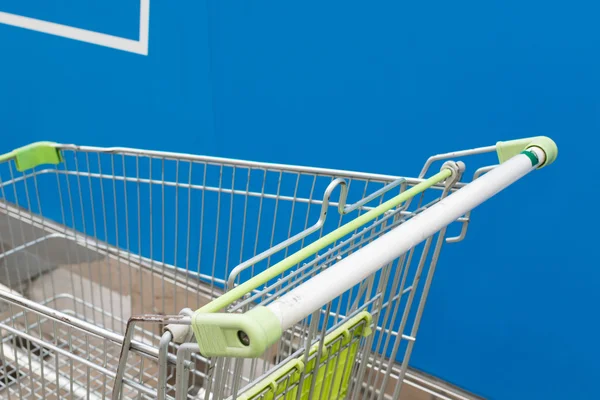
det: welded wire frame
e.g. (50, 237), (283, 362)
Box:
(0, 144), (471, 400)
(0, 145), (455, 314)
(0, 142), (495, 400)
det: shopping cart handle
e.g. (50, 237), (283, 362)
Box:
(192, 306), (282, 358)
(191, 141), (557, 358)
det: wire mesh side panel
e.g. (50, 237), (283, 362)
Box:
(0, 147), (409, 332)
(0, 145), (450, 399)
(0, 295), (165, 399)
(188, 181), (452, 400)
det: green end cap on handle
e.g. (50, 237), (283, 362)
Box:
(192, 306), (282, 358)
(496, 136), (558, 169)
(0, 142), (63, 172)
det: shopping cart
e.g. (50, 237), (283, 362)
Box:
(0, 137), (557, 400)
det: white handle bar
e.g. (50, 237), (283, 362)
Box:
(267, 146), (547, 331)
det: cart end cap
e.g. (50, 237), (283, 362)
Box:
(10, 142), (62, 172)
(496, 136), (558, 169)
(525, 136), (558, 168)
(192, 306), (282, 358)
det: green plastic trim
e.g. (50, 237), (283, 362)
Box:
(520, 150), (539, 167)
(237, 311), (373, 400)
(195, 169), (451, 317)
(237, 358), (305, 400)
(192, 306), (282, 358)
(496, 136), (558, 169)
(0, 142), (62, 172)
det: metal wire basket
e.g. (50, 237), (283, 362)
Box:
(0, 138), (557, 400)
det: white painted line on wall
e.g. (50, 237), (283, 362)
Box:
(0, 0), (150, 55)
(138, 0), (150, 52)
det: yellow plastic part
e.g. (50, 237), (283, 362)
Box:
(0, 142), (62, 172)
(496, 136), (558, 169)
(238, 311), (373, 400)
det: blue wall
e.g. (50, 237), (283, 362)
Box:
(1, 1), (598, 398)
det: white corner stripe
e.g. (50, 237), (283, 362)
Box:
(0, 1), (149, 55)
(138, 0), (150, 49)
